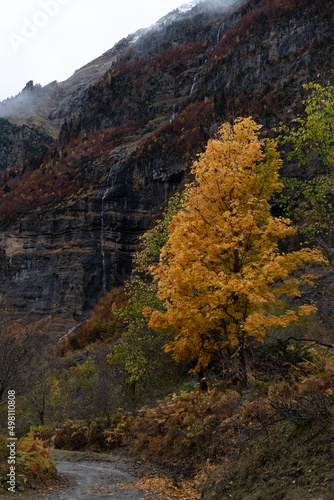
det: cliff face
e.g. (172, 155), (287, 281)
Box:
(202, 0), (333, 127)
(0, 145), (175, 333)
(0, 0), (333, 334)
(0, 119), (53, 174)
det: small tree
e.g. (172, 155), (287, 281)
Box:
(279, 81), (334, 263)
(282, 82), (334, 170)
(0, 306), (47, 405)
(148, 118), (325, 385)
(107, 193), (187, 406)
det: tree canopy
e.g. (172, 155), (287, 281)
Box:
(279, 81), (334, 263)
(148, 117), (325, 381)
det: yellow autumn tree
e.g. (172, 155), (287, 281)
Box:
(148, 117), (325, 384)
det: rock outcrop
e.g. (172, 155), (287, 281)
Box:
(0, 145), (176, 333)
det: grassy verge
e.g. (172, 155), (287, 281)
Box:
(201, 418), (334, 500)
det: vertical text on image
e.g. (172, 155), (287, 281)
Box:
(7, 390), (16, 494)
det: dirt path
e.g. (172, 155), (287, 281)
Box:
(0, 451), (168, 499)
(41, 460), (149, 500)
(42, 457), (152, 499)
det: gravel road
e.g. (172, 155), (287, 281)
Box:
(39, 458), (153, 500)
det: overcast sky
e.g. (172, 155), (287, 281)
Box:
(0, 0), (198, 101)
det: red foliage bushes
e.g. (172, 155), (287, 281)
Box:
(229, 89), (290, 122)
(0, 120), (142, 221)
(138, 100), (214, 162)
(109, 42), (207, 81)
(0, 164), (84, 221)
(57, 288), (128, 353)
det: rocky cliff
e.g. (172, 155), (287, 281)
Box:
(0, 119), (53, 175)
(0, 142), (178, 334)
(0, 0), (333, 335)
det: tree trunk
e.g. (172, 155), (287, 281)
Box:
(39, 409), (45, 426)
(198, 368), (208, 392)
(238, 346), (248, 388)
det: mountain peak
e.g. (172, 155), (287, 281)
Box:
(0, 0), (240, 135)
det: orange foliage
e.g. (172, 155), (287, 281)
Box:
(18, 432), (56, 485)
(129, 353), (333, 473)
(135, 475), (201, 500)
(148, 118), (325, 375)
(131, 387), (276, 474)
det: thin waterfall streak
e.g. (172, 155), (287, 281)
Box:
(169, 104), (176, 122)
(58, 323), (83, 343)
(101, 162), (118, 296)
(189, 72), (199, 96)
(217, 23), (223, 45)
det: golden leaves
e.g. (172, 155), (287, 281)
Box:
(148, 117), (326, 373)
(135, 475), (201, 499)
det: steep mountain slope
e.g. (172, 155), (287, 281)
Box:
(0, 0), (333, 335)
(0, 0), (235, 136)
